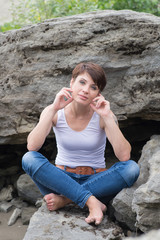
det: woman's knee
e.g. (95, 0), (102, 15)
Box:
(117, 160), (140, 187)
(22, 151), (36, 174)
(22, 151), (46, 176)
(123, 160), (140, 187)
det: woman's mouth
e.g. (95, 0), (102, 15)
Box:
(78, 94), (88, 100)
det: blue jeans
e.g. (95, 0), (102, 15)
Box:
(22, 151), (140, 208)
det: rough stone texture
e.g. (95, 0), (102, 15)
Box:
(132, 135), (160, 232)
(111, 186), (138, 231)
(17, 174), (42, 204)
(0, 201), (13, 213)
(0, 185), (14, 201)
(112, 135), (160, 232)
(0, 10), (160, 145)
(124, 230), (160, 240)
(7, 207), (22, 226)
(21, 206), (37, 225)
(23, 203), (124, 240)
(10, 197), (29, 208)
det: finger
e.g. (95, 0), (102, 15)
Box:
(93, 95), (105, 103)
(95, 99), (103, 108)
(64, 96), (73, 105)
(91, 99), (104, 108)
(96, 99), (110, 107)
(92, 96), (101, 103)
(58, 88), (72, 98)
(62, 90), (72, 100)
(62, 87), (73, 91)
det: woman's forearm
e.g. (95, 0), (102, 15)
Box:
(27, 104), (57, 151)
(103, 112), (131, 161)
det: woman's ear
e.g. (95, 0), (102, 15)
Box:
(98, 91), (101, 96)
(70, 78), (74, 88)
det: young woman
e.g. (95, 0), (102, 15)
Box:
(22, 62), (139, 225)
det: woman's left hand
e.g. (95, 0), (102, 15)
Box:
(90, 94), (111, 117)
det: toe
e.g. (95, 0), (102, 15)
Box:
(44, 193), (54, 202)
(95, 217), (103, 225)
(85, 217), (94, 224)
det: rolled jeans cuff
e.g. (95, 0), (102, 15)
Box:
(79, 193), (93, 208)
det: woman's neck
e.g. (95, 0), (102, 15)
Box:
(67, 101), (93, 118)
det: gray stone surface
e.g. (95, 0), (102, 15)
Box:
(0, 185), (14, 201)
(11, 197), (28, 208)
(23, 203), (124, 240)
(0, 10), (160, 144)
(132, 135), (160, 232)
(112, 135), (160, 232)
(124, 230), (160, 240)
(21, 206), (37, 225)
(0, 201), (13, 213)
(8, 207), (22, 226)
(17, 174), (42, 204)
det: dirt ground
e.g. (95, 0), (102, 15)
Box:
(0, 210), (28, 240)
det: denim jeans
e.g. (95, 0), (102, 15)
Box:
(22, 151), (140, 208)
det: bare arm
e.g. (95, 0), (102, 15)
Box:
(27, 87), (73, 151)
(101, 111), (131, 161)
(90, 95), (131, 162)
(27, 104), (57, 151)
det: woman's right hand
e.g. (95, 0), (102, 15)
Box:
(52, 87), (73, 111)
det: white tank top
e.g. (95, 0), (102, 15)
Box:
(53, 108), (106, 169)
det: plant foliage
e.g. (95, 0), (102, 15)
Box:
(0, 0), (159, 32)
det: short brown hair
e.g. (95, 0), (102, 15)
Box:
(72, 62), (107, 92)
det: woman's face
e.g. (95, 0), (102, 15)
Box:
(70, 72), (100, 105)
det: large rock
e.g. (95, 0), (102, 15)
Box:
(23, 203), (124, 240)
(124, 230), (160, 240)
(0, 10), (160, 144)
(17, 174), (42, 204)
(112, 135), (160, 232)
(132, 135), (160, 232)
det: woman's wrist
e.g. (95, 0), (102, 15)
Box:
(101, 110), (113, 120)
(101, 111), (119, 128)
(50, 103), (59, 114)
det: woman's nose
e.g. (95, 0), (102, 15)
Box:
(82, 85), (89, 93)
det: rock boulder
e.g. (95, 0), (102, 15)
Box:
(0, 10), (160, 144)
(112, 135), (160, 232)
(23, 203), (124, 240)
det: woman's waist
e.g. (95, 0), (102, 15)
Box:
(56, 165), (107, 175)
(55, 156), (106, 169)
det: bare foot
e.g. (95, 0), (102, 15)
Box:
(43, 193), (72, 211)
(85, 196), (107, 225)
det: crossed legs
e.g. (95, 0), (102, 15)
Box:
(22, 151), (139, 225)
(43, 193), (106, 225)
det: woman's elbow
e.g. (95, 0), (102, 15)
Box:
(119, 151), (131, 162)
(27, 142), (40, 152)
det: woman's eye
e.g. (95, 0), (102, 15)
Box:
(91, 85), (97, 90)
(80, 80), (85, 84)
